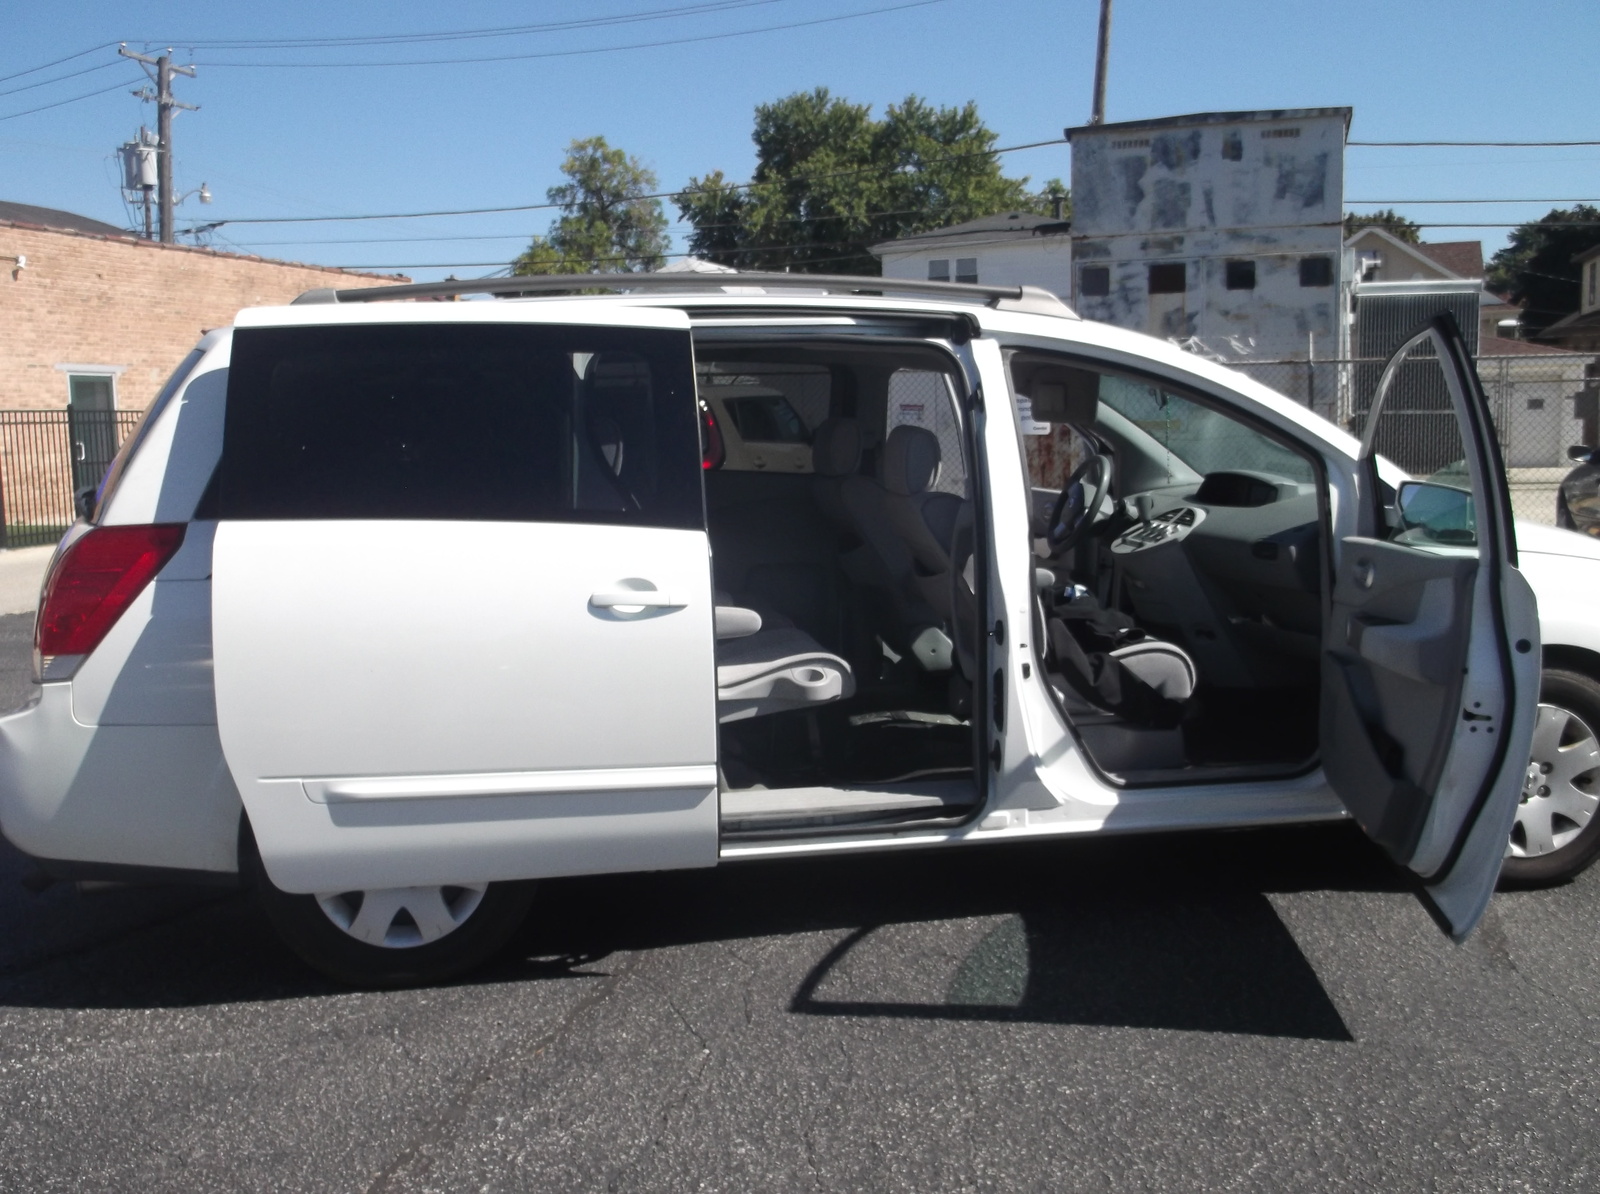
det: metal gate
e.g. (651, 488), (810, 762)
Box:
(0, 410), (143, 548)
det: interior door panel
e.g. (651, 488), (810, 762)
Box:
(1320, 314), (1538, 938)
(1322, 538), (1476, 861)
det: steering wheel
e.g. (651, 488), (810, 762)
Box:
(1047, 453), (1113, 553)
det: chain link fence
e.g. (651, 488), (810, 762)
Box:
(1227, 353), (1599, 525)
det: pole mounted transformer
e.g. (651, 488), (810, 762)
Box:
(117, 129), (159, 240)
(118, 46), (197, 244)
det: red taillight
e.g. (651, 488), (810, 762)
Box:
(701, 402), (725, 471)
(36, 524), (186, 661)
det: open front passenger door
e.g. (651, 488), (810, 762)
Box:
(1322, 314), (1539, 938)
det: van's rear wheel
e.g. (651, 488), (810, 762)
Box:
(242, 828), (533, 987)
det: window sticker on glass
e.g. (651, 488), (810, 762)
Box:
(1015, 395), (1051, 436)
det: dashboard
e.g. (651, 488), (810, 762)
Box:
(1110, 470), (1324, 687)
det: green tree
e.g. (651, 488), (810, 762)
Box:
(513, 137), (669, 275)
(677, 89), (1050, 275)
(1487, 205), (1600, 340)
(1344, 208), (1421, 244)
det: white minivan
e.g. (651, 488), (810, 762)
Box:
(3, 272), (1592, 987)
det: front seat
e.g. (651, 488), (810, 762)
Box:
(810, 417), (948, 667)
(880, 424), (965, 621)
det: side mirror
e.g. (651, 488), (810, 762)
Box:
(73, 484), (98, 523)
(1568, 444), (1599, 464)
(1396, 479), (1475, 547)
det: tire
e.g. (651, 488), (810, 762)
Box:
(1555, 491), (1575, 530)
(242, 825), (535, 987)
(1500, 667), (1600, 887)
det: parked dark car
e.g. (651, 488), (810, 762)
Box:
(1557, 445), (1600, 535)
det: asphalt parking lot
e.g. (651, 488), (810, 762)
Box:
(0, 609), (1597, 1192)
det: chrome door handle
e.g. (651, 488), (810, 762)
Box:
(590, 590), (682, 609)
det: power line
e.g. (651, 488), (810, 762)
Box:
(196, 0), (949, 68)
(0, 41), (118, 87)
(0, 57), (121, 99)
(161, 0), (788, 50)
(220, 205), (977, 246)
(1347, 198), (1600, 205)
(0, 75), (144, 123)
(343, 218), (1600, 265)
(1349, 140), (1600, 147)
(184, 136), (1067, 231)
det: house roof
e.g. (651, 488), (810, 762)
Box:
(1480, 334), (1582, 356)
(0, 200), (127, 237)
(0, 206), (405, 282)
(1345, 226), (1486, 280)
(868, 211), (1070, 254)
(1415, 240), (1483, 279)
(1540, 307), (1600, 340)
(1574, 243), (1600, 266)
(1066, 107), (1352, 140)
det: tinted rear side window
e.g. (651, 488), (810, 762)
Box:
(221, 323), (702, 528)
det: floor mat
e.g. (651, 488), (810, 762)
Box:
(720, 706), (975, 790)
(1183, 686), (1318, 766)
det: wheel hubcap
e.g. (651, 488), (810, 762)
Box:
(315, 884), (487, 948)
(1509, 704), (1600, 858)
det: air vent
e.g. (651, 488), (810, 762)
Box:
(1109, 138), (1151, 150)
(1262, 127), (1302, 139)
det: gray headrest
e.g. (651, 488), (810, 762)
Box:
(883, 425), (941, 496)
(812, 418), (861, 477)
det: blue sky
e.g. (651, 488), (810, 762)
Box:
(4, 0), (1596, 282)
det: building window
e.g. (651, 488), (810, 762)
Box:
(1221, 131), (1243, 161)
(955, 257), (978, 284)
(1148, 262), (1186, 294)
(1299, 255), (1333, 288)
(1224, 260), (1256, 290)
(1109, 138), (1150, 150)
(928, 259), (950, 282)
(66, 373), (117, 411)
(1080, 265), (1111, 297)
(1262, 127), (1302, 139)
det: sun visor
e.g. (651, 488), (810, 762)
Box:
(1013, 358), (1100, 426)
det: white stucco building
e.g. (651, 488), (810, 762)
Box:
(867, 211), (1073, 300)
(1066, 107), (1352, 362)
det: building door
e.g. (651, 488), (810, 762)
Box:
(66, 373), (118, 495)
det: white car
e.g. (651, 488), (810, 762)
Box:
(0, 273), (1584, 987)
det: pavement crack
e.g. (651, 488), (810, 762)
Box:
(363, 949), (642, 1194)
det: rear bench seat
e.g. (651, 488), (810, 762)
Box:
(714, 598), (854, 722)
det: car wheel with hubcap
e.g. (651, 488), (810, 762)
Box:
(1500, 667), (1600, 887)
(243, 825), (534, 987)
(1555, 492), (1575, 530)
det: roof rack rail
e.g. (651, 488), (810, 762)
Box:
(291, 271), (1077, 318)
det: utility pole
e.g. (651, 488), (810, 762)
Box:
(1089, 0), (1113, 125)
(119, 46), (197, 243)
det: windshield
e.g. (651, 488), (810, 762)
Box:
(1097, 376), (1315, 485)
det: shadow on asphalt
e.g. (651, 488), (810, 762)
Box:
(0, 823), (1404, 1039)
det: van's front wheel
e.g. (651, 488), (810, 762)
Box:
(243, 829), (533, 987)
(1501, 668), (1600, 887)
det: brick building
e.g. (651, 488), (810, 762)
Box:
(0, 202), (401, 412)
